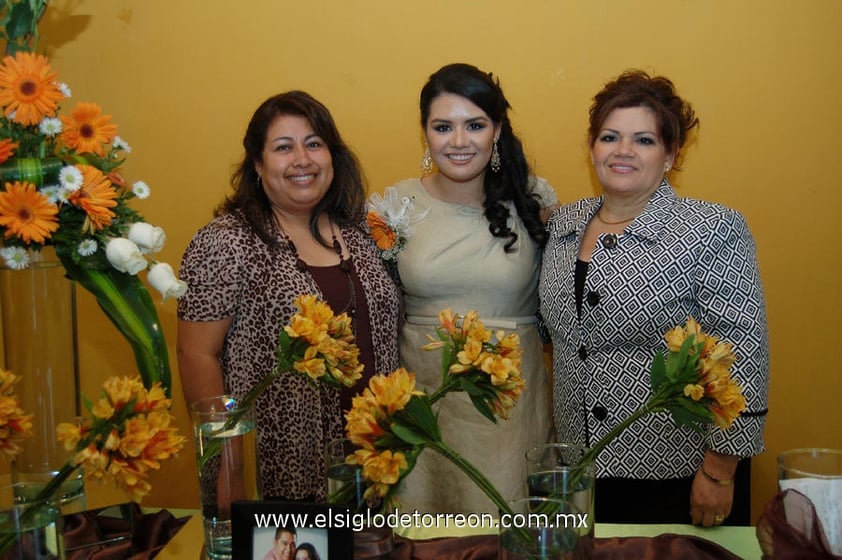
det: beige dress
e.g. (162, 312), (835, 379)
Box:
(390, 177), (556, 515)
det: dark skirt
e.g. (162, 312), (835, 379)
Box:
(594, 458), (752, 525)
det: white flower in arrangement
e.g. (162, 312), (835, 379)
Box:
(366, 186), (429, 261)
(58, 165), (83, 192)
(38, 117), (62, 137)
(0, 246), (29, 270)
(147, 262), (188, 300)
(105, 238), (147, 275)
(113, 136), (131, 153)
(132, 181), (150, 199)
(127, 222), (165, 254)
(77, 239), (97, 257)
(56, 81), (71, 98)
(40, 184), (65, 204)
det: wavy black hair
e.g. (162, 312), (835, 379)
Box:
(420, 63), (547, 250)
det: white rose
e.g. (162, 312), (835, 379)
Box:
(127, 222), (166, 254)
(147, 262), (188, 300)
(105, 238), (147, 275)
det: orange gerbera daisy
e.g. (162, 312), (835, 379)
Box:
(0, 181), (59, 244)
(67, 164), (118, 232)
(0, 52), (65, 126)
(60, 102), (117, 157)
(366, 211), (397, 251)
(0, 139), (18, 164)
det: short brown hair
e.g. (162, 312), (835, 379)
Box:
(588, 70), (699, 168)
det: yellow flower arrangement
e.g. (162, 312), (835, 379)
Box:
(325, 309), (526, 515)
(198, 294), (362, 471)
(422, 308), (525, 420)
(0, 371), (186, 555)
(0, 368), (31, 459)
(0, 1), (186, 394)
(55, 376), (185, 502)
(280, 294), (362, 389)
(330, 314), (748, 524)
(567, 317), (747, 491)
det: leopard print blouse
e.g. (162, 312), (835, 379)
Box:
(178, 212), (400, 500)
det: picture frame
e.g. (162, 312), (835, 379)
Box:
(231, 500), (354, 560)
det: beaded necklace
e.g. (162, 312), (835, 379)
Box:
(284, 223), (357, 321)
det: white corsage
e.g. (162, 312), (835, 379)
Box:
(366, 187), (428, 261)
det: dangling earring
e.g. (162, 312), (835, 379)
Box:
(420, 145), (433, 176)
(490, 138), (501, 173)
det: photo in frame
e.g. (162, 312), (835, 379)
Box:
(231, 501), (354, 559)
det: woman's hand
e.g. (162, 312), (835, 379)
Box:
(690, 450), (739, 527)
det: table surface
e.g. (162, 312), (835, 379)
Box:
(155, 513), (763, 560)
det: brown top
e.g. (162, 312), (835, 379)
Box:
(307, 260), (376, 412)
(178, 213), (400, 500)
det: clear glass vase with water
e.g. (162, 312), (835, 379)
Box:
(192, 395), (262, 560)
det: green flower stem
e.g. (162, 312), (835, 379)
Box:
(196, 366), (284, 471)
(0, 462), (78, 555)
(428, 378), (461, 406)
(425, 439), (513, 517)
(0, 417), (115, 557)
(571, 388), (675, 491)
(425, 439), (533, 543)
(56, 253), (171, 396)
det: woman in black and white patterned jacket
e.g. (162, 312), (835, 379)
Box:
(539, 70), (769, 527)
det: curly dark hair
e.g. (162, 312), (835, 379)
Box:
(219, 91), (366, 248)
(420, 63), (547, 251)
(588, 70), (699, 170)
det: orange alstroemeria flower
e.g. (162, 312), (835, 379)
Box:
(0, 391), (33, 459)
(369, 368), (422, 415)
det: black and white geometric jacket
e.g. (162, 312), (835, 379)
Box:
(539, 181), (769, 479)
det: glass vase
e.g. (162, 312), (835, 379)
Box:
(526, 443), (595, 557)
(0, 482), (65, 559)
(778, 448), (842, 555)
(325, 437), (393, 559)
(0, 247), (84, 513)
(191, 395), (262, 560)
(499, 497), (582, 560)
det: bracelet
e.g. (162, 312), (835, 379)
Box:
(701, 466), (735, 486)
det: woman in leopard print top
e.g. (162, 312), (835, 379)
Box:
(177, 91), (400, 500)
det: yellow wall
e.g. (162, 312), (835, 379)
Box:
(19, 0), (842, 519)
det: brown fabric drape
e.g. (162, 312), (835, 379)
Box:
(63, 503), (189, 560)
(386, 533), (741, 559)
(61, 506), (750, 559)
(756, 489), (840, 560)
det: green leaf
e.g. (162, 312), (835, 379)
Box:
(440, 342), (455, 377)
(56, 249), (172, 395)
(6, 0), (36, 41)
(649, 352), (667, 390)
(467, 392), (497, 423)
(390, 421), (430, 446)
(667, 401), (712, 433)
(397, 395), (440, 441)
(458, 376), (484, 396)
